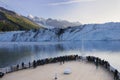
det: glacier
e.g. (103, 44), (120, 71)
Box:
(0, 22), (120, 42)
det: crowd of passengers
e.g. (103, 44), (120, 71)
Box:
(0, 55), (119, 80)
(8, 55), (80, 72)
(86, 56), (119, 80)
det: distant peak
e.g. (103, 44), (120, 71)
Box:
(28, 14), (34, 19)
(27, 15), (81, 29)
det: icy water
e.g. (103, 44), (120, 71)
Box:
(0, 41), (120, 71)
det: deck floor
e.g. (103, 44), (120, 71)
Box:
(1, 61), (114, 80)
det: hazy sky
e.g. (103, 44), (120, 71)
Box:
(0, 0), (120, 24)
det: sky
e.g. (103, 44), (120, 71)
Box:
(0, 0), (120, 24)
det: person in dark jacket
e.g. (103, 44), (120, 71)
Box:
(22, 62), (24, 69)
(0, 72), (4, 78)
(29, 62), (31, 68)
(95, 58), (99, 69)
(33, 60), (37, 68)
(114, 70), (118, 80)
(16, 64), (19, 71)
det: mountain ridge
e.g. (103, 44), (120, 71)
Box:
(0, 7), (42, 31)
(27, 15), (81, 29)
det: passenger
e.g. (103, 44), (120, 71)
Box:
(29, 62), (31, 68)
(58, 57), (61, 64)
(63, 60), (65, 64)
(0, 72), (4, 78)
(21, 62), (24, 69)
(114, 70), (118, 80)
(75, 55), (79, 60)
(59, 57), (62, 65)
(16, 64), (19, 71)
(95, 59), (99, 69)
(106, 62), (110, 70)
(10, 66), (13, 72)
(33, 60), (37, 68)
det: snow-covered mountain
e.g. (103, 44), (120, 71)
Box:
(0, 22), (120, 42)
(27, 15), (81, 29)
(0, 1), (9, 10)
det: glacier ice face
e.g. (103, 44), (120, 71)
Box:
(0, 22), (120, 42)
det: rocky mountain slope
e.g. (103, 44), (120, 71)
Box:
(0, 7), (42, 31)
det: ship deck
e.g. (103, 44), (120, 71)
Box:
(1, 61), (114, 80)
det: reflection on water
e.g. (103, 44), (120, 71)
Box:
(0, 41), (120, 71)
